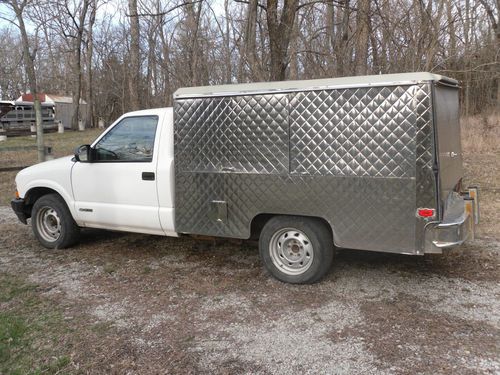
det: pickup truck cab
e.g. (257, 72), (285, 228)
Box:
(12, 108), (177, 242)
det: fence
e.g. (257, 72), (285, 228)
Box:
(0, 145), (54, 172)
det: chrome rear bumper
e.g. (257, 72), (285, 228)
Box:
(424, 188), (479, 254)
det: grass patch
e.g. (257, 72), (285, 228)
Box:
(0, 170), (17, 205)
(0, 128), (103, 169)
(0, 274), (72, 375)
(0, 128), (103, 205)
(461, 113), (500, 153)
(0, 128), (103, 154)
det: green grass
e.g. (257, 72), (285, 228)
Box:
(0, 274), (72, 375)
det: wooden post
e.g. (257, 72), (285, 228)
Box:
(30, 122), (36, 138)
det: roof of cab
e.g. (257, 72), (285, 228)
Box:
(174, 72), (458, 99)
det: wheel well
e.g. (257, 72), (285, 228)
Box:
(24, 187), (60, 215)
(249, 213), (334, 242)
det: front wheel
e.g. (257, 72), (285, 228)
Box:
(259, 216), (334, 284)
(31, 194), (80, 249)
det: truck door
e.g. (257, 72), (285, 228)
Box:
(71, 115), (163, 235)
(433, 84), (463, 203)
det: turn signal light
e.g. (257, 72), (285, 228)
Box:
(15, 190), (20, 199)
(417, 208), (435, 218)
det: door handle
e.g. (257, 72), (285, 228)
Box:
(142, 172), (155, 181)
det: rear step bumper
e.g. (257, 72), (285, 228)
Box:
(423, 187), (479, 254)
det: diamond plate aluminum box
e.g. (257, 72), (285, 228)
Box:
(174, 81), (439, 254)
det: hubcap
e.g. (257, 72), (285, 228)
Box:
(269, 228), (314, 275)
(36, 206), (61, 242)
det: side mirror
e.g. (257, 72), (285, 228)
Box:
(74, 144), (92, 162)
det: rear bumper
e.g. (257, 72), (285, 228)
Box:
(423, 188), (479, 254)
(11, 198), (29, 225)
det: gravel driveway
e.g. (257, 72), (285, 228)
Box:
(1, 204), (499, 374)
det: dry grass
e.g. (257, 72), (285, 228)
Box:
(0, 128), (103, 169)
(461, 113), (500, 153)
(0, 129), (103, 205)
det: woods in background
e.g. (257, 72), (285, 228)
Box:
(0, 0), (498, 127)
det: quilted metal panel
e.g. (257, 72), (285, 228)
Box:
(175, 173), (416, 252)
(175, 173), (226, 236)
(289, 86), (416, 177)
(414, 83), (438, 253)
(174, 94), (289, 174)
(414, 83), (436, 207)
(173, 83), (439, 254)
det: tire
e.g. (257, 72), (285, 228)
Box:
(259, 216), (334, 284)
(31, 193), (80, 249)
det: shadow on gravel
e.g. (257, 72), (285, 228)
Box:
(332, 243), (498, 282)
(69, 226), (498, 283)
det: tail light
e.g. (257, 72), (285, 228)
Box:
(417, 208), (435, 218)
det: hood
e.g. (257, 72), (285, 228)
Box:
(15, 156), (75, 198)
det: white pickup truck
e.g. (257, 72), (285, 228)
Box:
(11, 73), (479, 284)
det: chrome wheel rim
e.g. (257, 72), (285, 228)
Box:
(269, 228), (314, 275)
(36, 206), (61, 242)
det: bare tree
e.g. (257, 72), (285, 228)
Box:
(86, 0), (97, 127)
(1, 0), (45, 162)
(243, 0), (262, 81)
(478, 0), (500, 110)
(128, 0), (141, 110)
(266, 0), (299, 81)
(354, 0), (370, 75)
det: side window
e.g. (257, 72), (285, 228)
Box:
(94, 116), (158, 162)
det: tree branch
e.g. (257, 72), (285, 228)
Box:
(233, 0), (267, 12)
(127, 0), (204, 17)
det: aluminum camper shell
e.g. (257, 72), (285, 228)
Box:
(173, 72), (478, 255)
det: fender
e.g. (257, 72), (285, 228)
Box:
(15, 156), (80, 223)
(23, 180), (79, 223)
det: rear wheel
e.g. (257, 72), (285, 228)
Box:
(31, 194), (80, 249)
(259, 216), (334, 284)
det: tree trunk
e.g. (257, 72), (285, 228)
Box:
(224, 0), (232, 83)
(159, 21), (172, 106)
(11, 0), (45, 162)
(185, 1), (203, 86)
(86, 0), (96, 128)
(10, 0), (45, 163)
(288, 12), (299, 80)
(244, 0), (261, 81)
(71, 0), (89, 130)
(266, 0), (299, 81)
(326, 0), (335, 74)
(479, 0), (500, 112)
(335, 0), (350, 76)
(129, 0), (141, 110)
(354, 0), (370, 75)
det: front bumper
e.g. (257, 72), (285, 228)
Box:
(11, 198), (29, 225)
(424, 188), (479, 254)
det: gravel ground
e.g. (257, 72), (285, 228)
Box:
(0, 199), (499, 374)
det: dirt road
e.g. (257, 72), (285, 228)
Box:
(0, 202), (499, 374)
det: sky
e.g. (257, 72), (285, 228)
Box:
(0, 0), (123, 32)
